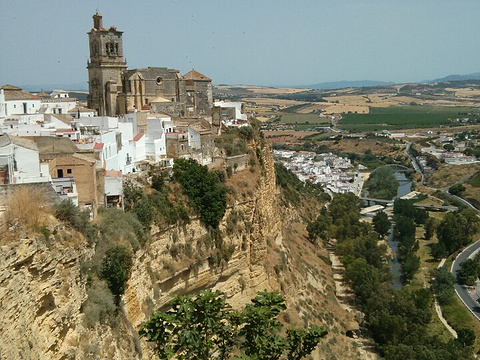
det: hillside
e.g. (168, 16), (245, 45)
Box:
(0, 131), (370, 359)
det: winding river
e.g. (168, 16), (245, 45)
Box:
(387, 172), (412, 289)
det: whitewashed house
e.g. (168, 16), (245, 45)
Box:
(214, 100), (248, 126)
(145, 115), (173, 162)
(0, 134), (49, 184)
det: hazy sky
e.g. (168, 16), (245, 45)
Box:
(1, 0), (479, 89)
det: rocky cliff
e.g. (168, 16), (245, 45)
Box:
(0, 142), (369, 359)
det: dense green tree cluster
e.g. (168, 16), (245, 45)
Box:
(436, 209), (480, 255)
(314, 193), (475, 359)
(139, 290), (327, 360)
(449, 183), (466, 196)
(431, 267), (456, 305)
(456, 253), (480, 286)
(364, 166), (399, 200)
(372, 211), (391, 238)
(173, 158), (227, 229)
(392, 199), (430, 283)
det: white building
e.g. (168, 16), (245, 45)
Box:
(145, 115), (174, 162)
(0, 85), (42, 121)
(0, 134), (49, 184)
(214, 100), (248, 126)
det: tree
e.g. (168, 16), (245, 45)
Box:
(432, 267), (455, 305)
(364, 167), (399, 200)
(101, 245), (133, 306)
(139, 290), (239, 360)
(456, 259), (479, 286)
(443, 143), (455, 151)
(456, 328), (476, 347)
(436, 210), (480, 254)
(449, 183), (465, 196)
(373, 211), (391, 238)
(400, 253), (420, 283)
(139, 290), (327, 360)
(173, 158), (227, 229)
(424, 218), (436, 240)
(306, 215), (332, 244)
(430, 242), (447, 260)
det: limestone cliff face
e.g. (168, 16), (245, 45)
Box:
(0, 143), (367, 359)
(0, 231), (140, 359)
(125, 142), (281, 329)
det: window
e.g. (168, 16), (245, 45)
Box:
(67, 169), (72, 174)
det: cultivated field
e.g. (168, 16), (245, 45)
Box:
(339, 106), (480, 132)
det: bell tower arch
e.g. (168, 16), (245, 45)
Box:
(87, 13), (127, 116)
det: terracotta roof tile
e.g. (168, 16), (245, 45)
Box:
(133, 133), (144, 141)
(183, 69), (211, 82)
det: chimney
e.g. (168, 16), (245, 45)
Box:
(93, 12), (103, 30)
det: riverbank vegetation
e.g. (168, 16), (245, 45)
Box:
(310, 193), (475, 359)
(364, 167), (399, 199)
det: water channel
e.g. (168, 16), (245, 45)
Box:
(388, 172), (412, 289)
(366, 172), (412, 289)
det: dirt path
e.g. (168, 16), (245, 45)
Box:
(329, 249), (380, 360)
(435, 258), (458, 338)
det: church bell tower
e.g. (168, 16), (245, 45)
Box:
(87, 13), (127, 116)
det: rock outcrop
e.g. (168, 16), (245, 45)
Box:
(0, 143), (369, 359)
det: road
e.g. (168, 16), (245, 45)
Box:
(405, 142), (480, 319)
(451, 241), (480, 321)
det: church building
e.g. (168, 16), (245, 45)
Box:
(87, 13), (213, 118)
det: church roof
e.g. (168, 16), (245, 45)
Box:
(68, 106), (96, 113)
(150, 96), (172, 103)
(183, 69), (211, 82)
(0, 84), (22, 91)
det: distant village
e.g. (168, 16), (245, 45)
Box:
(0, 13), (248, 213)
(273, 149), (365, 196)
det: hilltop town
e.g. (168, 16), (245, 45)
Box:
(0, 13), (248, 212)
(4, 10), (480, 360)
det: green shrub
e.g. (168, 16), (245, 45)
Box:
(83, 279), (116, 328)
(173, 158), (227, 229)
(52, 199), (94, 241)
(101, 245), (133, 306)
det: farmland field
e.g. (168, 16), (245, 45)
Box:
(339, 105), (479, 131)
(275, 113), (331, 125)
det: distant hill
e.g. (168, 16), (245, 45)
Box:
(20, 83), (88, 92)
(430, 72), (480, 83)
(301, 80), (396, 90)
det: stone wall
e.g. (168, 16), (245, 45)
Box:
(226, 154), (248, 173)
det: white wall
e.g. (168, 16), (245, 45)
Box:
(5, 99), (41, 116)
(41, 99), (77, 114)
(188, 127), (201, 150)
(12, 145), (49, 184)
(100, 131), (119, 171)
